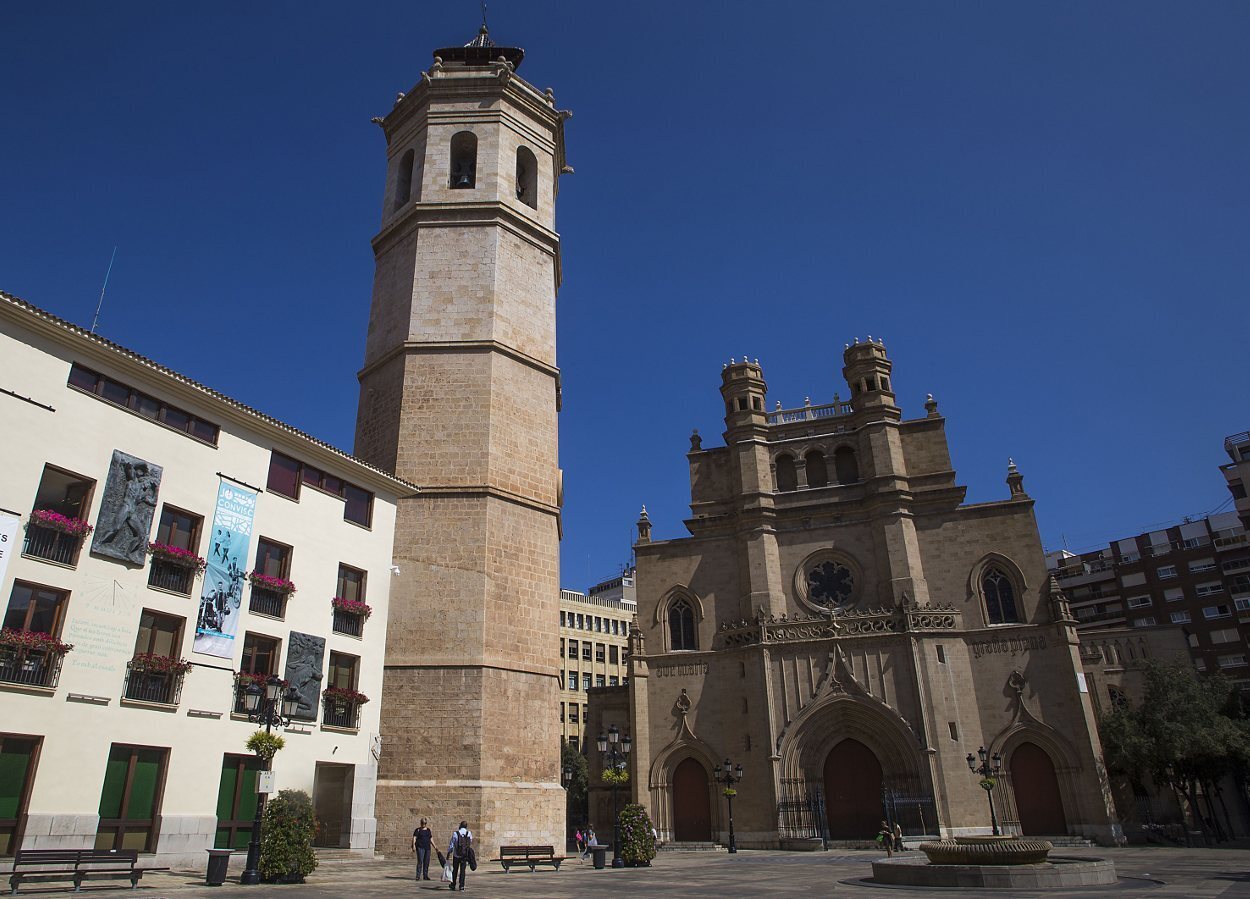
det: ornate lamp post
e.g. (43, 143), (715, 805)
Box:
(562, 765), (572, 789)
(596, 724), (632, 868)
(239, 675), (300, 885)
(713, 758), (744, 853)
(966, 746), (1004, 837)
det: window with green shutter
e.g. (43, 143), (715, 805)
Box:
(214, 755), (261, 850)
(0, 735), (40, 857)
(95, 744), (168, 852)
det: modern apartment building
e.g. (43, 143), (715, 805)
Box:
(0, 290), (411, 866)
(558, 570), (635, 748)
(1046, 512), (1250, 680)
(1222, 430), (1250, 533)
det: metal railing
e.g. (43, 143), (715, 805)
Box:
(147, 558), (195, 595)
(331, 609), (363, 637)
(322, 698), (362, 729)
(0, 645), (67, 688)
(249, 587), (285, 618)
(21, 525), (83, 566)
(122, 663), (185, 705)
(766, 401), (853, 425)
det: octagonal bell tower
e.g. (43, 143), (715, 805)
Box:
(353, 25), (571, 857)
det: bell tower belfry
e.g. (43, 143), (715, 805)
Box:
(353, 25), (570, 857)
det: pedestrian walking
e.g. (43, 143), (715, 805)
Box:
(582, 826), (598, 860)
(412, 818), (434, 880)
(892, 821), (904, 852)
(574, 827), (584, 857)
(877, 820), (894, 858)
(448, 820), (475, 891)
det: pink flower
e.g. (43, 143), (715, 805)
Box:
(0, 628), (73, 653)
(331, 597), (373, 619)
(248, 572), (297, 595)
(29, 509), (93, 537)
(322, 685), (370, 705)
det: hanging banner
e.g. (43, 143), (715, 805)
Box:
(0, 512), (19, 587)
(194, 481), (257, 658)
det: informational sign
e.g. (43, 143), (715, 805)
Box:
(0, 512), (19, 586)
(194, 481), (257, 658)
(257, 771), (276, 794)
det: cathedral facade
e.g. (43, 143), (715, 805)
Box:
(617, 344), (1121, 846)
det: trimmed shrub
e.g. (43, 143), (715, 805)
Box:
(259, 789), (319, 883)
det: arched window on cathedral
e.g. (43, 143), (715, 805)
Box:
(669, 597), (697, 651)
(983, 567), (1020, 624)
(450, 131), (477, 189)
(515, 146), (537, 209)
(805, 450), (828, 488)
(834, 446), (860, 484)
(394, 148), (415, 210)
(775, 454), (797, 492)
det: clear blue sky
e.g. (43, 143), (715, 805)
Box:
(2, 3), (1247, 589)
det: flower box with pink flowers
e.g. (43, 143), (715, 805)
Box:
(330, 597), (372, 619)
(248, 572), (297, 595)
(147, 542), (207, 572)
(28, 509), (93, 538)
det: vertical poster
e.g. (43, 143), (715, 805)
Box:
(0, 512), (19, 586)
(194, 481), (257, 658)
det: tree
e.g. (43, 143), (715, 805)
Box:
(562, 741), (589, 829)
(1098, 661), (1250, 841)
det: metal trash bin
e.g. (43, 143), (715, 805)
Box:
(591, 845), (609, 869)
(205, 848), (233, 886)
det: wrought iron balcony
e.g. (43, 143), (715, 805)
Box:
(123, 663), (186, 705)
(331, 609), (364, 638)
(322, 697), (362, 730)
(147, 557), (195, 595)
(249, 586), (285, 618)
(0, 645), (67, 689)
(22, 524), (84, 566)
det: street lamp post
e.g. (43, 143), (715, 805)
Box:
(966, 746), (1004, 837)
(713, 758), (744, 853)
(596, 724), (632, 868)
(239, 675), (301, 885)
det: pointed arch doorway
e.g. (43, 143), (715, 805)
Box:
(823, 739), (883, 840)
(672, 757), (712, 842)
(1010, 742), (1067, 835)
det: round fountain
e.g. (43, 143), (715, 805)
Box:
(870, 835), (1118, 889)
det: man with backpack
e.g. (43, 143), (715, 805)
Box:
(448, 821), (474, 891)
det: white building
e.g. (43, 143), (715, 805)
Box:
(0, 290), (413, 867)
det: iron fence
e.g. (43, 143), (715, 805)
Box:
(22, 525), (82, 566)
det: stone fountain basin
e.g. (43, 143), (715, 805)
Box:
(920, 836), (1053, 865)
(871, 855), (1118, 890)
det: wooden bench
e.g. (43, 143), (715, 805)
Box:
(496, 845), (565, 872)
(8, 848), (167, 894)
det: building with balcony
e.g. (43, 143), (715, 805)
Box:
(0, 290), (411, 866)
(599, 344), (1121, 848)
(1223, 431), (1250, 533)
(1045, 511), (1250, 682)
(559, 571), (635, 748)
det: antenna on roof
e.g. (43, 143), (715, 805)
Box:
(481, 0), (488, 29)
(90, 247), (117, 334)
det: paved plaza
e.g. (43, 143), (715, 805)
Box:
(34, 846), (1250, 899)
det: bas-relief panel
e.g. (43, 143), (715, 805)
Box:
(91, 450), (162, 565)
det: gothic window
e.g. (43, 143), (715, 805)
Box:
(805, 450), (828, 488)
(449, 131), (477, 189)
(983, 567), (1020, 624)
(775, 455), (797, 493)
(834, 447), (860, 484)
(515, 146), (537, 209)
(394, 148), (415, 209)
(807, 561), (854, 612)
(668, 597), (697, 651)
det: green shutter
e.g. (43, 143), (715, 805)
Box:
(239, 761), (259, 822)
(97, 746), (130, 819)
(215, 760), (238, 822)
(125, 749), (163, 820)
(0, 739), (35, 819)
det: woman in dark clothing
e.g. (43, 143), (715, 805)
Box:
(412, 818), (434, 880)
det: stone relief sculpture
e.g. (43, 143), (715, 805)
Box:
(283, 632), (326, 721)
(91, 450), (162, 565)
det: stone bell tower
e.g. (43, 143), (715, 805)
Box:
(353, 24), (570, 856)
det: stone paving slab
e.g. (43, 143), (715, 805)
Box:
(22, 847), (1250, 899)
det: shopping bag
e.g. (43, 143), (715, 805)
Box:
(441, 863), (453, 883)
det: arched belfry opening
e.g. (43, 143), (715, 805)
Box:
(805, 450), (828, 488)
(395, 148), (415, 209)
(515, 146), (538, 209)
(776, 454), (798, 492)
(450, 131), (477, 189)
(834, 446), (859, 484)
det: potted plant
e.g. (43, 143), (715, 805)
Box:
(248, 573), (297, 595)
(0, 629), (74, 654)
(246, 729), (286, 762)
(259, 789), (319, 883)
(330, 597), (372, 619)
(147, 542), (207, 572)
(617, 803), (658, 867)
(129, 653), (194, 674)
(28, 509), (93, 538)
(322, 686), (369, 706)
